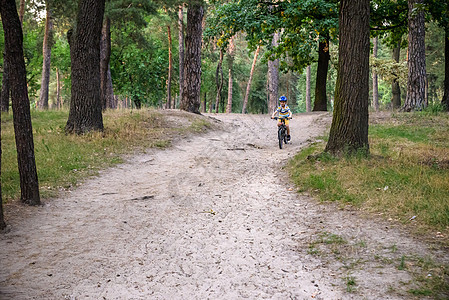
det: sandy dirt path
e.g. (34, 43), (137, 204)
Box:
(1, 112), (447, 300)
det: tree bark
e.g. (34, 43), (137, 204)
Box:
(18, 0), (25, 25)
(66, 0), (105, 133)
(268, 32), (280, 113)
(313, 37), (330, 111)
(167, 24), (173, 109)
(1, 51), (10, 112)
(403, 0), (426, 111)
(442, 31), (449, 111)
(178, 5), (185, 106)
(56, 67), (61, 109)
(38, 5), (53, 110)
(392, 40), (402, 109)
(325, 0), (370, 156)
(1, 0), (41, 205)
(214, 49), (224, 113)
(100, 17), (111, 110)
(179, 3), (203, 114)
(372, 37), (379, 111)
(226, 36), (235, 113)
(242, 45), (260, 114)
(306, 65), (311, 112)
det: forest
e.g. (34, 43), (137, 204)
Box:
(1, 1), (449, 298)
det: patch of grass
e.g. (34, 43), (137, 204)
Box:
(345, 275), (357, 292)
(288, 112), (449, 232)
(2, 109), (212, 202)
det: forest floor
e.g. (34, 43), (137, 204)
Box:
(1, 111), (448, 300)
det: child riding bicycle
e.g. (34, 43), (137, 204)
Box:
(271, 95), (292, 141)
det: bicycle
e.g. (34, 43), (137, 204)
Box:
(273, 116), (291, 149)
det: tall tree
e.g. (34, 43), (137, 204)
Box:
(403, 0), (426, 111)
(1, 0), (41, 205)
(372, 37), (379, 111)
(268, 32), (280, 113)
(443, 32), (449, 110)
(179, 2), (203, 114)
(38, 3), (54, 110)
(178, 4), (185, 108)
(66, 0), (106, 133)
(0, 95), (4, 230)
(100, 17), (112, 110)
(242, 45), (260, 114)
(226, 35), (235, 113)
(167, 24), (173, 108)
(214, 49), (224, 113)
(313, 36), (330, 111)
(1, 55), (10, 112)
(325, 0), (370, 155)
(306, 65), (312, 112)
(392, 40), (402, 109)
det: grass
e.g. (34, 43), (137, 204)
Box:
(1, 108), (211, 202)
(288, 112), (449, 233)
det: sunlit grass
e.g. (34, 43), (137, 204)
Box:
(2, 108), (211, 202)
(288, 112), (449, 231)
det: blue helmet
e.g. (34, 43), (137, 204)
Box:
(279, 95), (287, 102)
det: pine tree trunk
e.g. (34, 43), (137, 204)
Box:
(38, 6), (53, 110)
(1, 51), (10, 112)
(268, 32), (280, 113)
(325, 0), (370, 156)
(56, 67), (61, 109)
(180, 3), (203, 114)
(167, 25), (173, 109)
(106, 66), (115, 108)
(226, 36), (235, 113)
(215, 49), (224, 113)
(100, 17), (111, 110)
(442, 32), (449, 111)
(403, 0), (426, 111)
(1, 0), (41, 205)
(242, 45), (260, 114)
(178, 5), (185, 104)
(313, 37), (330, 111)
(66, 0), (105, 133)
(306, 65), (311, 112)
(392, 40), (402, 109)
(372, 37), (379, 111)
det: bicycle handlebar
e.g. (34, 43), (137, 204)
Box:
(272, 116), (292, 120)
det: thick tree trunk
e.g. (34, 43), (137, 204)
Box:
(1, 0), (41, 205)
(178, 5), (185, 104)
(100, 17), (111, 110)
(242, 45), (260, 114)
(325, 0), (370, 156)
(226, 36), (235, 113)
(403, 0), (426, 111)
(167, 25), (173, 109)
(214, 49), (224, 113)
(372, 37), (379, 111)
(38, 6), (53, 110)
(442, 32), (449, 111)
(1, 51), (10, 112)
(66, 0), (105, 133)
(306, 65), (311, 112)
(392, 40), (402, 109)
(313, 37), (330, 111)
(268, 32), (280, 113)
(180, 3), (203, 114)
